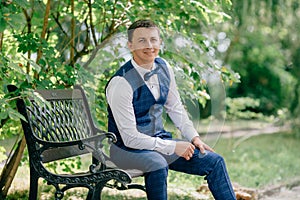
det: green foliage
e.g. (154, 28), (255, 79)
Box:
(0, 0), (235, 130)
(221, 0), (299, 119)
(291, 83), (300, 137)
(225, 29), (296, 115)
(161, 32), (240, 108)
(6, 190), (29, 200)
(45, 156), (82, 174)
(0, 146), (7, 163)
(225, 97), (266, 120)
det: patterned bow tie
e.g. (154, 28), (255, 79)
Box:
(144, 66), (161, 81)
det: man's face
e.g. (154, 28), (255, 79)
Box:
(128, 27), (161, 68)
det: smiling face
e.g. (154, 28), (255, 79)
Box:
(127, 27), (161, 69)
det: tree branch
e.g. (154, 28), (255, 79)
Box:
(82, 0), (132, 69)
(73, 19), (91, 63)
(51, 12), (68, 37)
(87, 0), (98, 46)
(0, 32), (3, 51)
(82, 35), (112, 69)
(36, 0), (51, 64)
(70, 0), (75, 66)
(22, 8), (32, 74)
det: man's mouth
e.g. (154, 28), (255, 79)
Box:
(143, 49), (156, 54)
(143, 51), (155, 56)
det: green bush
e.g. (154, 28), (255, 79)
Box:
(225, 97), (266, 120)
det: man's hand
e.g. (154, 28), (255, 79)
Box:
(175, 141), (195, 160)
(192, 136), (214, 154)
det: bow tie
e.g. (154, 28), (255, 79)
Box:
(144, 66), (161, 81)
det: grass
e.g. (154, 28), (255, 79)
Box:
(216, 131), (300, 188)
(4, 130), (300, 199)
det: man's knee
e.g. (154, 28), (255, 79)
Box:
(213, 152), (225, 164)
(197, 151), (226, 175)
(205, 151), (225, 164)
(204, 152), (229, 180)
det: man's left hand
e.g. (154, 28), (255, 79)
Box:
(192, 136), (215, 154)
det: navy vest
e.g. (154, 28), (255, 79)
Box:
(106, 58), (170, 147)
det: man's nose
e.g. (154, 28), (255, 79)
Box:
(145, 40), (153, 48)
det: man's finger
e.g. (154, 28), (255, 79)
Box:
(204, 144), (215, 152)
(199, 145), (206, 154)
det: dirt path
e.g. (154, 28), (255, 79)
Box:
(259, 186), (300, 200)
(258, 178), (300, 200)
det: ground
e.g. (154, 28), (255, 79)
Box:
(260, 186), (300, 200)
(7, 177), (300, 199)
(3, 122), (300, 199)
(258, 178), (300, 200)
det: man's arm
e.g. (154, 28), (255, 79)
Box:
(163, 63), (199, 142)
(106, 76), (176, 155)
(163, 61), (214, 157)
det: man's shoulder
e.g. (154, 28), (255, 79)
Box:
(155, 57), (167, 65)
(115, 60), (134, 76)
(106, 76), (132, 93)
(155, 57), (172, 70)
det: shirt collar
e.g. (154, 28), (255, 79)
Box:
(131, 58), (157, 77)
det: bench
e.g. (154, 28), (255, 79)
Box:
(7, 85), (145, 200)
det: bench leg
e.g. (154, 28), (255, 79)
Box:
(89, 182), (105, 200)
(86, 189), (94, 200)
(29, 169), (39, 200)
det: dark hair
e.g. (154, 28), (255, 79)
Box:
(127, 19), (159, 42)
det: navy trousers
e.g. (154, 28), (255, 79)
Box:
(110, 144), (236, 200)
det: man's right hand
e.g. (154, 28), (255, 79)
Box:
(175, 141), (195, 160)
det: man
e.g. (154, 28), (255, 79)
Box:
(106, 19), (236, 200)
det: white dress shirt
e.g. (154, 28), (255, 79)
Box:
(106, 58), (199, 155)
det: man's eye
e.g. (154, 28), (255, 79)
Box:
(139, 39), (145, 42)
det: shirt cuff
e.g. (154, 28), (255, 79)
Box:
(182, 127), (199, 142)
(154, 138), (176, 155)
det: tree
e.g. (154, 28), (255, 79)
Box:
(0, 0), (236, 197)
(218, 0), (299, 121)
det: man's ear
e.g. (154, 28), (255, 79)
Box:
(127, 41), (133, 52)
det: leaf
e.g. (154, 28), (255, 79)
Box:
(0, 17), (7, 32)
(25, 74), (32, 83)
(21, 55), (41, 73)
(0, 110), (8, 120)
(8, 108), (27, 122)
(0, 146), (7, 163)
(8, 62), (25, 74)
(14, 0), (30, 8)
(8, 13), (26, 30)
(22, 90), (52, 109)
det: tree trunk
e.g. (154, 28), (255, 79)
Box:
(35, 0), (51, 80)
(0, 136), (26, 199)
(0, 32), (3, 51)
(70, 0), (75, 66)
(292, 81), (300, 137)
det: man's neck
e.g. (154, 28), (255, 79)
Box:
(133, 58), (154, 70)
